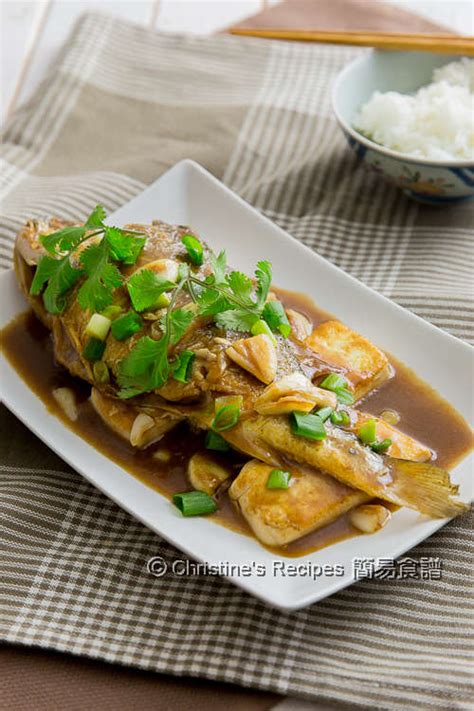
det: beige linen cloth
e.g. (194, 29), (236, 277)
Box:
(1, 13), (473, 710)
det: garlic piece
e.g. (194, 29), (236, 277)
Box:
(349, 504), (391, 534)
(130, 413), (161, 448)
(254, 372), (337, 415)
(52, 387), (78, 421)
(286, 309), (312, 341)
(226, 334), (277, 385)
(137, 258), (179, 283)
(188, 452), (231, 495)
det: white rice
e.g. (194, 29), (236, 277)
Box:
(353, 58), (474, 161)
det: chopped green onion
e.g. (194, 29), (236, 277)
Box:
(251, 319), (277, 344)
(330, 409), (350, 426)
(359, 419), (377, 445)
(371, 438), (392, 454)
(319, 373), (354, 405)
(85, 313), (111, 341)
(262, 301), (291, 338)
(266, 469), (291, 489)
(92, 361), (110, 384)
(212, 404), (241, 432)
(205, 431), (230, 452)
(319, 373), (347, 391)
(82, 337), (106, 362)
(181, 234), (204, 266)
(173, 491), (217, 517)
(215, 394), (243, 412)
(290, 411), (327, 440)
(172, 350), (195, 383)
(154, 293), (171, 309)
(111, 311), (143, 341)
(316, 406), (333, 422)
(334, 387), (354, 405)
(100, 304), (123, 320)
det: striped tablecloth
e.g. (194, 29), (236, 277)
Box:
(1, 13), (473, 709)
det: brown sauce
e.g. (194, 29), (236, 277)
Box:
(1, 289), (472, 558)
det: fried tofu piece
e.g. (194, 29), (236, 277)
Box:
(351, 411), (432, 462)
(305, 320), (393, 401)
(229, 459), (369, 546)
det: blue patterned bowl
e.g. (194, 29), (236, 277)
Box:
(332, 50), (474, 204)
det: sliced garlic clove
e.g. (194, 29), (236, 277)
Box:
(349, 504), (391, 534)
(52, 387), (78, 421)
(226, 334), (277, 385)
(188, 452), (231, 495)
(137, 258), (179, 283)
(130, 413), (159, 448)
(286, 309), (312, 341)
(254, 372), (337, 415)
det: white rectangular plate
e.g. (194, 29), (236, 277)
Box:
(1, 160), (472, 610)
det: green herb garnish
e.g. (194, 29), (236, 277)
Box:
(371, 438), (392, 454)
(30, 204), (146, 315)
(330, 409), (350, 426)
(205, 431), (230, 452)
(82, 337), (106, 362)
(319, 373), (354, 405)
(173, 491), (217, 516)
(171, 350), (195, 383)
(266, 469), (291, 489)
(181, 233), (204, 266)
(30, 254), (83, 315)
(111, 311), (143, 341)
(290, 411), (327, 440)
(212, 404), (241, 432)
(127, 269), (175, 312)
(261, 300), (291, 338)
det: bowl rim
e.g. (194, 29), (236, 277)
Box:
(331, 51), (474, 169)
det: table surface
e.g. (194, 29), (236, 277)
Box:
(1, 0), (472, 126)
(1, 1), (472, 710)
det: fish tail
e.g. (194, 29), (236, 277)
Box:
(387, 457), (469, 518)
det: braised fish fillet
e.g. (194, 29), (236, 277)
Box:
(221, 415), (467, 518)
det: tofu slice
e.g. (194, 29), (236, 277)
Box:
(350, 410), (432, 462)
(229, 459), (369, 546)
(305, 320), (393, 401)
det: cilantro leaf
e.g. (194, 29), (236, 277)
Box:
(30, 255), (83, 314)
(105, 226), (146, 266)
(127, 269), (175, 312)
(85, 204), (106, 229)
(40, 226), (86, 255)
(30, 255), (61, 295)
(227, 271), (253, 306)
(117, 308), (194, 397)
(255, 260), (272, 308)
(210, 250), (227, 285)
(118, 335), (169, 396)
(215, 309), (259, 332)
(77, 241), (123, 312)
(168, 308), (194, 344)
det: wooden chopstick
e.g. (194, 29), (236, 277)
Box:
(229, 28), (474, 56)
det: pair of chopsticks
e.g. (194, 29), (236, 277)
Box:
(230, 28), (474, 56)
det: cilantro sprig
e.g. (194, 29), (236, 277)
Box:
(117, 252), (275, 397)
(30, 205), (146, 314)
(118, 278), (194, 398)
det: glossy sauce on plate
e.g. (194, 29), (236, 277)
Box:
(1, 290), (472, 557)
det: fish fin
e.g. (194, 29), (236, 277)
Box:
(387, 457), (469, 518)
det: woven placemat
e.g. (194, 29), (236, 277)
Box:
(1, 8), (472, 710)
